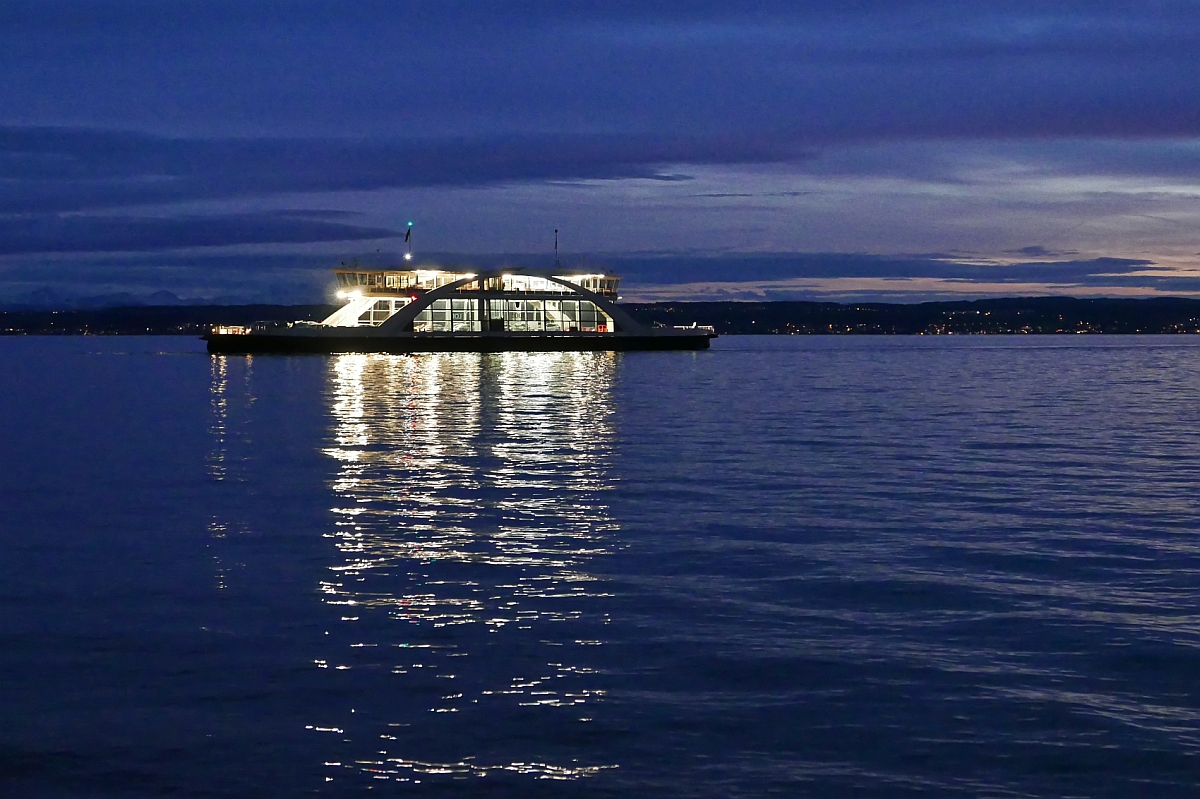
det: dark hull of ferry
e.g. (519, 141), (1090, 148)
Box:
(204, 331), (713, 354)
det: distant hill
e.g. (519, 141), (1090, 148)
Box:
(4, 297), (1200, 335)
(0, 305), (336, 336)
(0, 289), (252, 311)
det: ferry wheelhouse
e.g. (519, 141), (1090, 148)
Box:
(205, 266), (715, 353)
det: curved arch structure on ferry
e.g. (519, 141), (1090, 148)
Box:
(372, 271), (647, 335)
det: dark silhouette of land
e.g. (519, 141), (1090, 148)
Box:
(5, 297), (1200, 336)
(626, 297), (1200, 335)
(0, 305), (335, 336)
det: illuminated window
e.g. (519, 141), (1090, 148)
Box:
(355, 298), (412, 326)
(413, 299), (480, 332)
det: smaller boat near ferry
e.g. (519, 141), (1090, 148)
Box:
(204, 265), (716, 354)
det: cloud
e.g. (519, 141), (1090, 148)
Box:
(626, 277), (1200, 303)
(2, 2), (1199, 302)
(600, 252), (1196, 301)
(0, 251), (341, 307)
(600, 253), (1156, 286)
(0, 211), (398, 254)
(0, 127), (802, 214)
(1004, 245), (1079, 258)
(604, 252), (1200, 301)
(2, 2), (1198, 140)
(0, 248), (1188, 308)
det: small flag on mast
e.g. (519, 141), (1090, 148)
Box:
(404, 228), (411, 243)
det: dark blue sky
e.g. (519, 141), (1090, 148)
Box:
(2, 1), (1198, 305)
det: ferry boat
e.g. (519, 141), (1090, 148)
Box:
(204, 266), (716, 353)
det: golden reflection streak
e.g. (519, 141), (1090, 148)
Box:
(206, 355), (228, 481)
(207, 355), (230, 590)
(318, 351), (619, 783)
(206, 355), (256, 590)
(206, 355), (260, 590)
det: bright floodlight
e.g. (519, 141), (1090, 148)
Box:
(404, 253), (413, 261)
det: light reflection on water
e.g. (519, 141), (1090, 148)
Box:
(317, 352), (619, 784)
(206, 354), (260, 592)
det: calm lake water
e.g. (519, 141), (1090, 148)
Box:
(3, 335), (1200, 797)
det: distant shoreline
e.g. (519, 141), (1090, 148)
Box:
(4, 297), (1200, 336)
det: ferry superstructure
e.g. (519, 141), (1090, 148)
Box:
(204, 266), (716, 353)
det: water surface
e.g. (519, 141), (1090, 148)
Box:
(2, 335), (1200, 797)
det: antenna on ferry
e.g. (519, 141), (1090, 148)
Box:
(404, 221), (413, 261)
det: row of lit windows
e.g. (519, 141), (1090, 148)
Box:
(335, 270), (619, 297)
(336, 271), (474, 291)
(558, 275), (619, 297)
(412, 299), (614, 333)
(336, 271), (381, 288)
(474, 275), (618, 297)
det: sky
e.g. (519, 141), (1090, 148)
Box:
(2, 0), (1199, 305)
